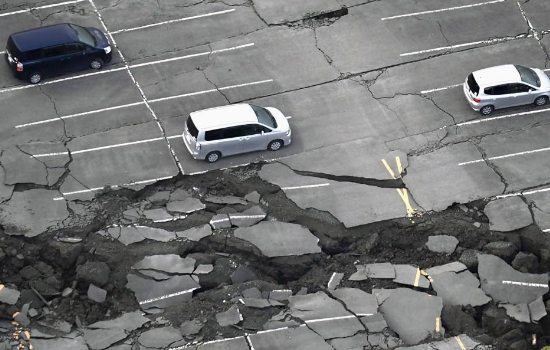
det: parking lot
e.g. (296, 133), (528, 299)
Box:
(1, 0), (550, 348)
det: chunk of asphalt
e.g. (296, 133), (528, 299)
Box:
(13, 304), (30, 326)
(269, 290), (293, 301)
(87, 284), (107, 303)
(139, 326), (183, 348)
(327, 272), (344, 290)
(483, 241), (519, 262)
(425, 235), (459, 254)
(396, 334), (485, 350)
(135, 226), (176, 242)
(166, 198), (205, 214)
(77, 261), (111, 287)
(83, 328), (127, 350)
(360, 313), (388, 332)
(484, 197), (533, 232)
(169, 189), (191, 201)
(431, 270), (491, 307)
(176, 224), (212, 242)
(32, 337), (89, 350)
(193, 264), (213, 274)
(205, 196), (247, 205)
(139, 270), (170, 281)
(230, 265), (257, 284)
(0, 285), (20, 305)
(88, 311), (149, 331)
(143, 208), (174, 222)
(209, 214), (231, 229)
(122, 208), (141, 221)
(180, 319), (204, 337)
(380, 288), (444, 345)
(425, 261), (467, 276)
(147, 191), (171, 204)
(106, 226), (145, 246)
(459, 249), (481, 270)
(133, 254), (196, 275)
(330, 288), (378, 316)
(126, 274), (200, 310)
(234, 221), (322, 257)
(38, 319), (72, 334)
(216, 305), (243, 327)
(242, 287), (262, 299)
(244, 191), (261, 203)
(372, 289), (394, 305)
(229, 206), (267, 228)
(240, 298), (284, 308)
(393, 265), (430, 289)
(248, 325), (334, 350)
(528, 297), (547, 322)
(349, 263), (395, 281)
(478, 254), (549, 304)
(20, 266), (40, 280)
(501, 303), (530, 323)
(329, 333), (399, 350)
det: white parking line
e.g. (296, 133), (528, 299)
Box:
(543, 229), (550, 233)
(496, 186), (550, 199)
(0, 0), (84, 17)
(420, 83), (461, 94)
(381, 0), (504, 20)
(53, 175), (175, 200)
(401, 35), (531, 57)
(502, 280), (548, 288)
(139, 287), (198, 305)
(449, 106), (550, 128)
(0, 51), (5, 55)
(459, 145), (550, 166)
(110, 9), (236, 34)
(0, 43), (254, 94)
(281, 183), (330, 190)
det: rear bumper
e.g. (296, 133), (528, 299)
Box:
(4, 54), (24, 79)
(182, 134), (199, 159)
(463, 82), (481, 111)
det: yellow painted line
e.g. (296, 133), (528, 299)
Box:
(436, 317), (441, 333)
(0, 284), (4, 292)
(12, 312), (20, 318)
(381, 157), (416, 217)
(24, 331), (30, 339)
(413, 268), (421, 287)
(454, 335), (466, 350)
(382, 159), (397, 178)
(420, 269), (433, 282)
(396, 156), (403, 175)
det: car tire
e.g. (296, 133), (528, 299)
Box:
(90, 58), (104, 70)
(535, 95), (548, 107)
(205, 151), (221, 163)
(29, 72), (42, 84)
(480, 105), (494, 116)
(267, 140), (284, 151)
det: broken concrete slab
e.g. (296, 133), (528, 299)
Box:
(143, 208), (175, 222)
(426, 235), (459, 254)
(425, 262), (467, 276)
(126, 274), (200, 309)
(529, 297), (547, 322)
(0, 189), (69, 237)
(327, 272), (344, 290)
(478, 254), (549, 304)
(379, 288), (444, 345)
(0, 285), (20, 305)
(228, 206), (266, 227)
(138, 326), (183, 348)
(248, 326), (334, 350)
(166, 198), (205, 214)
(87, 284), (107, 303)
(349, 263), (395, 280)
(239, 298), (284, 308)
(234, 221), (321, 257)
(244, 191), (261, 203)
(396, 334), (485, 350)
(330, 288), (378, 316)
(175, 224), (212, 242)
(360, 313), (388, 332)
(393, 265), (430, 289)
(216, 305), (243, 327)
(269, 290), (293, 301)
(133, 254), (196, 274)
(209, 214), (231, 229)
(193, 264), (214, 274)
(88, 311), (149, 331)
(139, 270), (171, 280)
(252, 0), (342, 24)
(205, 196), (247, 205)
(136, 226), (176, 242)
(431, 270), (491, 307)
(180, 319), (203, 337)
(32, 336), (88, 350)
(501, 303), (530, 323)
(230, 265), (257, 284)
(372, 288), (394, 305)
(83, 328), (127, 350)
(484, 197), (533, 232)
(105, 226), (145, 246)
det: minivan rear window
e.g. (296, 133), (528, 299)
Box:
(467, 73), (479, 96)
(186, 116), (199, 138)
(6, 36), (21, 59)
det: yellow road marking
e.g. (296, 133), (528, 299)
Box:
(420, 270), (433, 282)
(12, 312), (20, 318)
(413, 268), (421, 287)
(454, 335), (466, 350)
(24, 331), (30, 339)
(382, 157), (416, 217)
(0, 284), (4, 292)
(382, 158), (397, 178)
(435, 317), (441, 333)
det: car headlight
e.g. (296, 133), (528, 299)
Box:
(103, 46), (111, 54)
(285, 129), (291, 136)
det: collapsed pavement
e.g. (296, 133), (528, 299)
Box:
(0, 164), (549, 350)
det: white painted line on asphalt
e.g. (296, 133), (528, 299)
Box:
(451, 106), (550, 127)
(381, 0), (504, 20)
(305, 315), (357, 323)
(153, 216), (185, 222)
(0, 0), (84, 17)
(459, 145), (550, 166)
(543, 228), (550, 233)
(421, 83), (461, 94)
(281, 183), (330, 190)
(502, 280), (548, 288)
(110, 9), (236, 34)
(496, 186), (550, 199)
(139, 287), (198, 305)
(401, 35), (531, 56)
(53, 175), (174, 200)
(0, 51), (5, 55)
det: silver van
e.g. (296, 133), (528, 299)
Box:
(182, 103), (291, 163)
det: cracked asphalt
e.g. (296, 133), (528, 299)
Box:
(1, 0), (550, 349)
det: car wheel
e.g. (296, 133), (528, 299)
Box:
(535, 95), (548, 106)
(90, 58), (103, 70)
(268, 140), (284, 151)
(205, 151), (221, 163)
(480, 105), (494, 116)
(29, 72), (42, 84)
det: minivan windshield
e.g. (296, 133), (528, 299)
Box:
(69, 24), (96, 47)
(515, 65), (540, 87)
(251, 105), (277, 128)
(467, 73), (479, 95)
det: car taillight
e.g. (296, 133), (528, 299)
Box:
(16, 62), (23, 72)
(474, 97), (481, 103)
(195, 142), (201, 151)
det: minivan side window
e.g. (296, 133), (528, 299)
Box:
(64, 44), (85, 54)
(508, 83), (531, 93)
(485, 84), (510, 95)
(24, 49), (42, 61)
(205, 126), (244, 141)
(42, 45), (66, 58)
(242, 124), (262, 136)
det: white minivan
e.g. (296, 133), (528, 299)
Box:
(182, 104), (291, 163)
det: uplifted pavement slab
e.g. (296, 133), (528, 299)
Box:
(166, 198), (205, 214)
(379, 288), (444, 345)
(210, 214), (231, 229)
(32, 336), (88, 350)
(126, 274), (200, 310)
(330, 288), (379, 316)
(361, 313), (388, 332)
(190, 336), (250, 350)
(396, 334), (486, 350)
(478, 254), (549, 304)
(425, 262), (467, 277)
(134, 226), (176, 242)
(229, 206), (266, 227)
(176, 224), (212, 241)
(87, 311), (149, 331)
(259, 163), (407, 227)
(393, 265), (430, 289)
(0, 285), (20, 305)
(484, 197), (533, 232)
(138, 327), (183, 348)
(431, 270), (491, 307)
(0, 189), (69, 237)
(529, 297), (547, 322)
(105, 226), (177, 244)
(234, 221), (321, 257)
(205, 196), (247, 205)
(143, 208), (178, 222)
(83, 328), (127, 350)
(329, 333), (402, 350)
(133, 254), (195, 274)
(252, 0), (342, 24)
(248, 325), (334, 350)
(501, 303), (531, 323)
(425, 235), (459, 254)
(349, 262), (395, 280)
(0, 166), (14, 203)
(216, 305), (243, 327)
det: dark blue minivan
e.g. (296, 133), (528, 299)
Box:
(5, 23), (112, 84)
